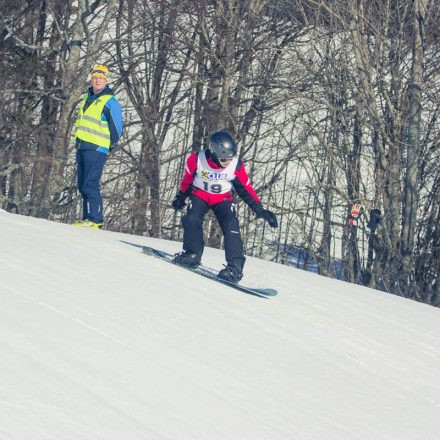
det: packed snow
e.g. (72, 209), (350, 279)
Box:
(1, 209), (439, 440)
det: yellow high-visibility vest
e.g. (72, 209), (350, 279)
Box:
(75, 94), (112, 148)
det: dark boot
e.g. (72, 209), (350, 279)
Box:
(218, 258), (245, 284)
(173, 250), (201, 268)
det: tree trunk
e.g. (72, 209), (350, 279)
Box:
(401, 0), (425, 295)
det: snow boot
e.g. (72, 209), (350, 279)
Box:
(173, 251), (201, 268)
(73, 220), (103, 229)
(218, 259), (244, 284)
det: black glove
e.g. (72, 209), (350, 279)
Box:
(254, 204), (278, 228)
(259, 209), (278, 228)
(172, 191), (187, 211)
(367, 208), (382, 232)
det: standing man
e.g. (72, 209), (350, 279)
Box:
(74, 64), (123, 229)
(171, 131), (278, 283)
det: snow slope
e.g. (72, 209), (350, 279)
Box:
(1, 209), (439, 440)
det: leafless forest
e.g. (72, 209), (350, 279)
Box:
(1, 0), (439, 305)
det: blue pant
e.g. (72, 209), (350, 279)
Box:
(76, 150), (107, 223)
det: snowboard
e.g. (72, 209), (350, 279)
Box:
(142, 246), (278, 299)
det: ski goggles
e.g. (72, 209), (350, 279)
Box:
(219, 157), (233, 165)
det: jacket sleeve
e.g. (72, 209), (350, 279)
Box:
(103, 96), (123, 149)
(232, 160), (261, 211)
(179, 152), (198, 194)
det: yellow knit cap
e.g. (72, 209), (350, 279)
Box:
(91, 64), (109, 81)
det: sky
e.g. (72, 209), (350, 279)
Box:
(1, 208), (439, 440)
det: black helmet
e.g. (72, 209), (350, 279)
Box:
(209, 131), (237, 160)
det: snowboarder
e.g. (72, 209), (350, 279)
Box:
(171, 131), (278, 283)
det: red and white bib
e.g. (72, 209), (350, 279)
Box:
(192, 151), (238, 195)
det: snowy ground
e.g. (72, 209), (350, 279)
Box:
(1, 209), (439, 440)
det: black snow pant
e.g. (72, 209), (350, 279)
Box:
(181, 195), (245, 269)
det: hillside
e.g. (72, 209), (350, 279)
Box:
(1, 209), (439, 440)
